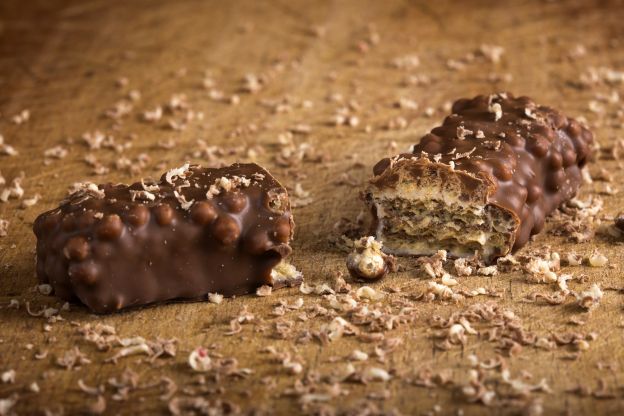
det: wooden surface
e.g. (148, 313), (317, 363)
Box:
(1, 0), (623, 414)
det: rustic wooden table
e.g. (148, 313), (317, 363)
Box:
(1, 0), (623, 414)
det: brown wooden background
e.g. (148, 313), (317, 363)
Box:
(0, 0), (623, 414)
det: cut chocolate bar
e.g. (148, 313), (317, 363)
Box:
(365, 93), (593, 263)
(33, 163), (297, 313)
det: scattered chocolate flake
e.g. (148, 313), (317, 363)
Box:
(577, 284), (603, 310)
(11, 109), (30, 124)
(188, 347), (212, 372)
(168, 397), (239, 415)
(142, 106), (163, 122)
(290, 183), (313, 207)
(394, 97), (419, 110)
(85, 395), (106, 415)
(348, 349), (369, 362)
(78, 379), (105, 396)
(355, 286), (384, 301)
(549, 196), (602, 243)
(81, 130), (120, 151)
(487, 94), (503, 121)
(270, 261), (303, 288)
(0, 394), (18, 415)
(37, 284), (53, 295)
(417, 250), (448, 279)
(289, 124), (311, 135)
(0, 134), (18, 156)
(0, 219), (8, 237)
(56, 347), (91, 370)
(563, 252), (583, 266)
(456, 125), (474, 140)
(19, 194), (41, 209)
(0, 174), (24, 203)
(362, 367), (391, 382)
(29, 382), (40, 394)
(587, 251), (608, 267)
(333, 171), (360, 187)
(43, 145), (68, 160)
(522, 250), (560, 283)
(477, 44), (505, 63)
(208, 293), (223, 304)
(256, 285), (273, 297)
(0, 370), (15, 384)
(390, 54), (420, 69)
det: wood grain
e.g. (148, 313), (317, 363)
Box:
(0, 0), (623, 414)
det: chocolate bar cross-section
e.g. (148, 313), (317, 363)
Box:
(366, 93), (593, 263)
(34, 163), (297, 313)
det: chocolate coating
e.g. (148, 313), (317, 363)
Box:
(33, 163), (296, 313)
(368, 93), (593, 261)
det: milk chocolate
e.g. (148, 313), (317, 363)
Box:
(33, 163), (298, 313)
(366, 93), (593, 263)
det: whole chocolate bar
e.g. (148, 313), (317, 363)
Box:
(33, 163), (297, 313)
(365, 93), (593, 263)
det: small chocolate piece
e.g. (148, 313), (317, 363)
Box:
(346, 236), (396, 281)
(33, 163), (298, 313)
(365, 93), (593, 263)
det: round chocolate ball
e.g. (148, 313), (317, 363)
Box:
(63, 236), (90, 261)
(96, 214), (123, 240)
(154, 204), (174, 226)
(126, 205), (150, 227)
(212, 215), (241, 245)
(191, 201), (218, 225)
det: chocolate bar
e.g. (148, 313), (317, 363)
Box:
(33, 163), (297, 313)
(365, 93), (593, 263)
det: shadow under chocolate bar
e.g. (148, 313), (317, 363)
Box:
(365, 93), (593, 264)
(33, 163), (298, 313)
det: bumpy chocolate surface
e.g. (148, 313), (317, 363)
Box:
(368, 93), (593, 261)
(33, 163), (296, 313)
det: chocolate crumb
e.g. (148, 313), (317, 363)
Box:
(346, 237), (396, 280)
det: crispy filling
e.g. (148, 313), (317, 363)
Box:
(376, 196), (515, 259)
